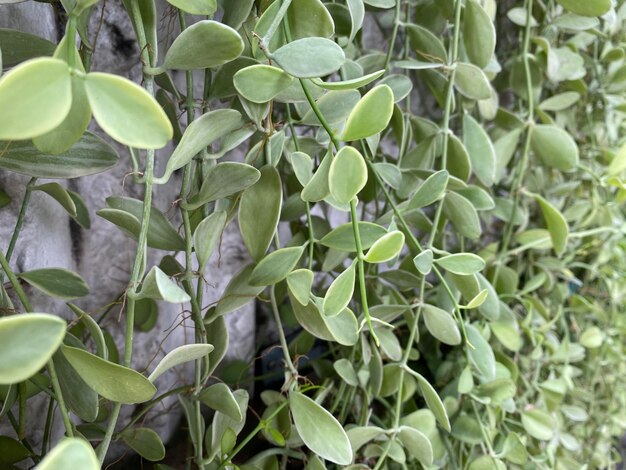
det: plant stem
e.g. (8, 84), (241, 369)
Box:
(98, 0), (157, 461)
(350, 199), (379, 346)
(270, 286), (298, 379)
(5, 177), (37, 264)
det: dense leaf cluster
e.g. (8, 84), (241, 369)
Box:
(0, 0), (625, 468)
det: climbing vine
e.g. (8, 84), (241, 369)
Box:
(0, 0), (626, 468)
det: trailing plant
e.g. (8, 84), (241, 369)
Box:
(0, 0), (626, 468)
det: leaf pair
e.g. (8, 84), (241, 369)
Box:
(0, 58), (172, 149)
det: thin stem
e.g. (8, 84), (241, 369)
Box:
(350, 200), (379, 346)
(270, 286), (298, 378)
(5, 177), (37, 263)
(98, 0), (157, 461)
(215, 400), (290, 469)
(383, 0), (402, 70)
(48, 361), (73, 437)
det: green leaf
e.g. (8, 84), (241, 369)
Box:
(434, 253), (485, 275)
(200, 383), (243, 421)
(312, 69), (384, 90)
(20, 268), (89, 300)
(156, 109), (244, 184)
(286, 268), (314, 305)
(0, 58), (71, 140)
(329, 146), (368, 204)
(166, 0), (216, 15)
(164, 20), (243, 70)
(85, 72), (172, 149)
(148, 344), (214, 382)
(454, 62), (491, 100)
(443, 192), (482, 240)
(466, 324), (496, 381)
(61, 345), (156, 404)
(273, 37), (345, 78)
(239, 165), (282, 260)
(33, 183), (77, 217)
(214, 265), (265, 318)
(53, 349), (99, 422)
(323, 261), (356, 317)
(413, 249), (433, 275)
(0, 436), (30, 465)
(405, 367), (451, 432)
(530, 124), (579, 171)
(556, 0), (611, 16)
(533, 194), (569, 255)
(0, 314), (65, 385)
(290, 293), (358, 346)
(406, 24), (448, 63)
(447, 133), (471, 181)
(321, 222), (387, 251)
(35, 438), (99, 470)
(101, 196), (186, 251)
(135, 266), (191, 304)
(0, 28), (55, 68)
(250, 246), (305, 286)
(33, 75), (91, 154)
(0, 189), (10, 210)
(194, 211), (227, 272)
(408, 170), (449, 209)
(289, 391), (353, 465)
(422, 304), (461, 346)
(334, 358), (359, 386)
(398, 426), (433, 466)
(374, 162), (402, 189)
(67, 303), (107, 360)
(0, 132), (118, 179)
(120, 428), (166, 462)
(463, 114), (496, 186)
(521, 409), (556, 441)
(342, 85), (394, 141)
(289, 151), (313, 186)
(580, 326), (603, 348)
(463, 0), (495, 69)
(287, 0), (335, 39)
(539, 91), (581, 111)
(186, 162), (259, 210)
(67, 190), (91, 229)
(364, 230), (405, 263)
(502, 432), (528, 465)
(234, 64), (293, 103)
(301, 153), (332, 202)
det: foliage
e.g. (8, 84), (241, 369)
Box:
(0, 0), (626, 468)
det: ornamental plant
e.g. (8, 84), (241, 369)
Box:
(0, 0), (625, 468)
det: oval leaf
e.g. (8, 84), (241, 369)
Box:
(239, 165), (282, 261)
(422, 304), (461, 346)
(0, 314), (65, 385)
(530, 124), (579, 171)
(273, 37), (345, 78)
(120, 428), (166, 462)
(35, 438), (98, 470)
(364, 230), (404, 263)
(329, 146), (368, 204)
(85, 72), (172, 149)
(289, 391), (353, 465)
(164, 20), (243, 70)
(434, 253), (485, 275)
(61, 345), (156, 404)
(250, 246), (305, 286)
(234, 64), (293, 103)
(148, 344), (214, 382)
(19, 268), (89, 300)
(323, 261), (356, 317)
(0, 58), (71, 140)
(342, 85), (394, 141)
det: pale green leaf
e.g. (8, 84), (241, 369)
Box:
(289, 391), (353, 465)
(0, 314), (65, 385)
(329, 146), (368, 204)
(363, 230), (404, 263)
(250, 246), (305, 286)
(35, 438), (98, 470)
(0, 58), (71, 140)
(61, 345), (156, 404)
(85, 72), (172, 149)
(148, 344), (214, 382)
(20, 268), (89, 300)
(342, 85), (394, 141)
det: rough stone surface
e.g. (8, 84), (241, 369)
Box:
(0, 1), (255, 458)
